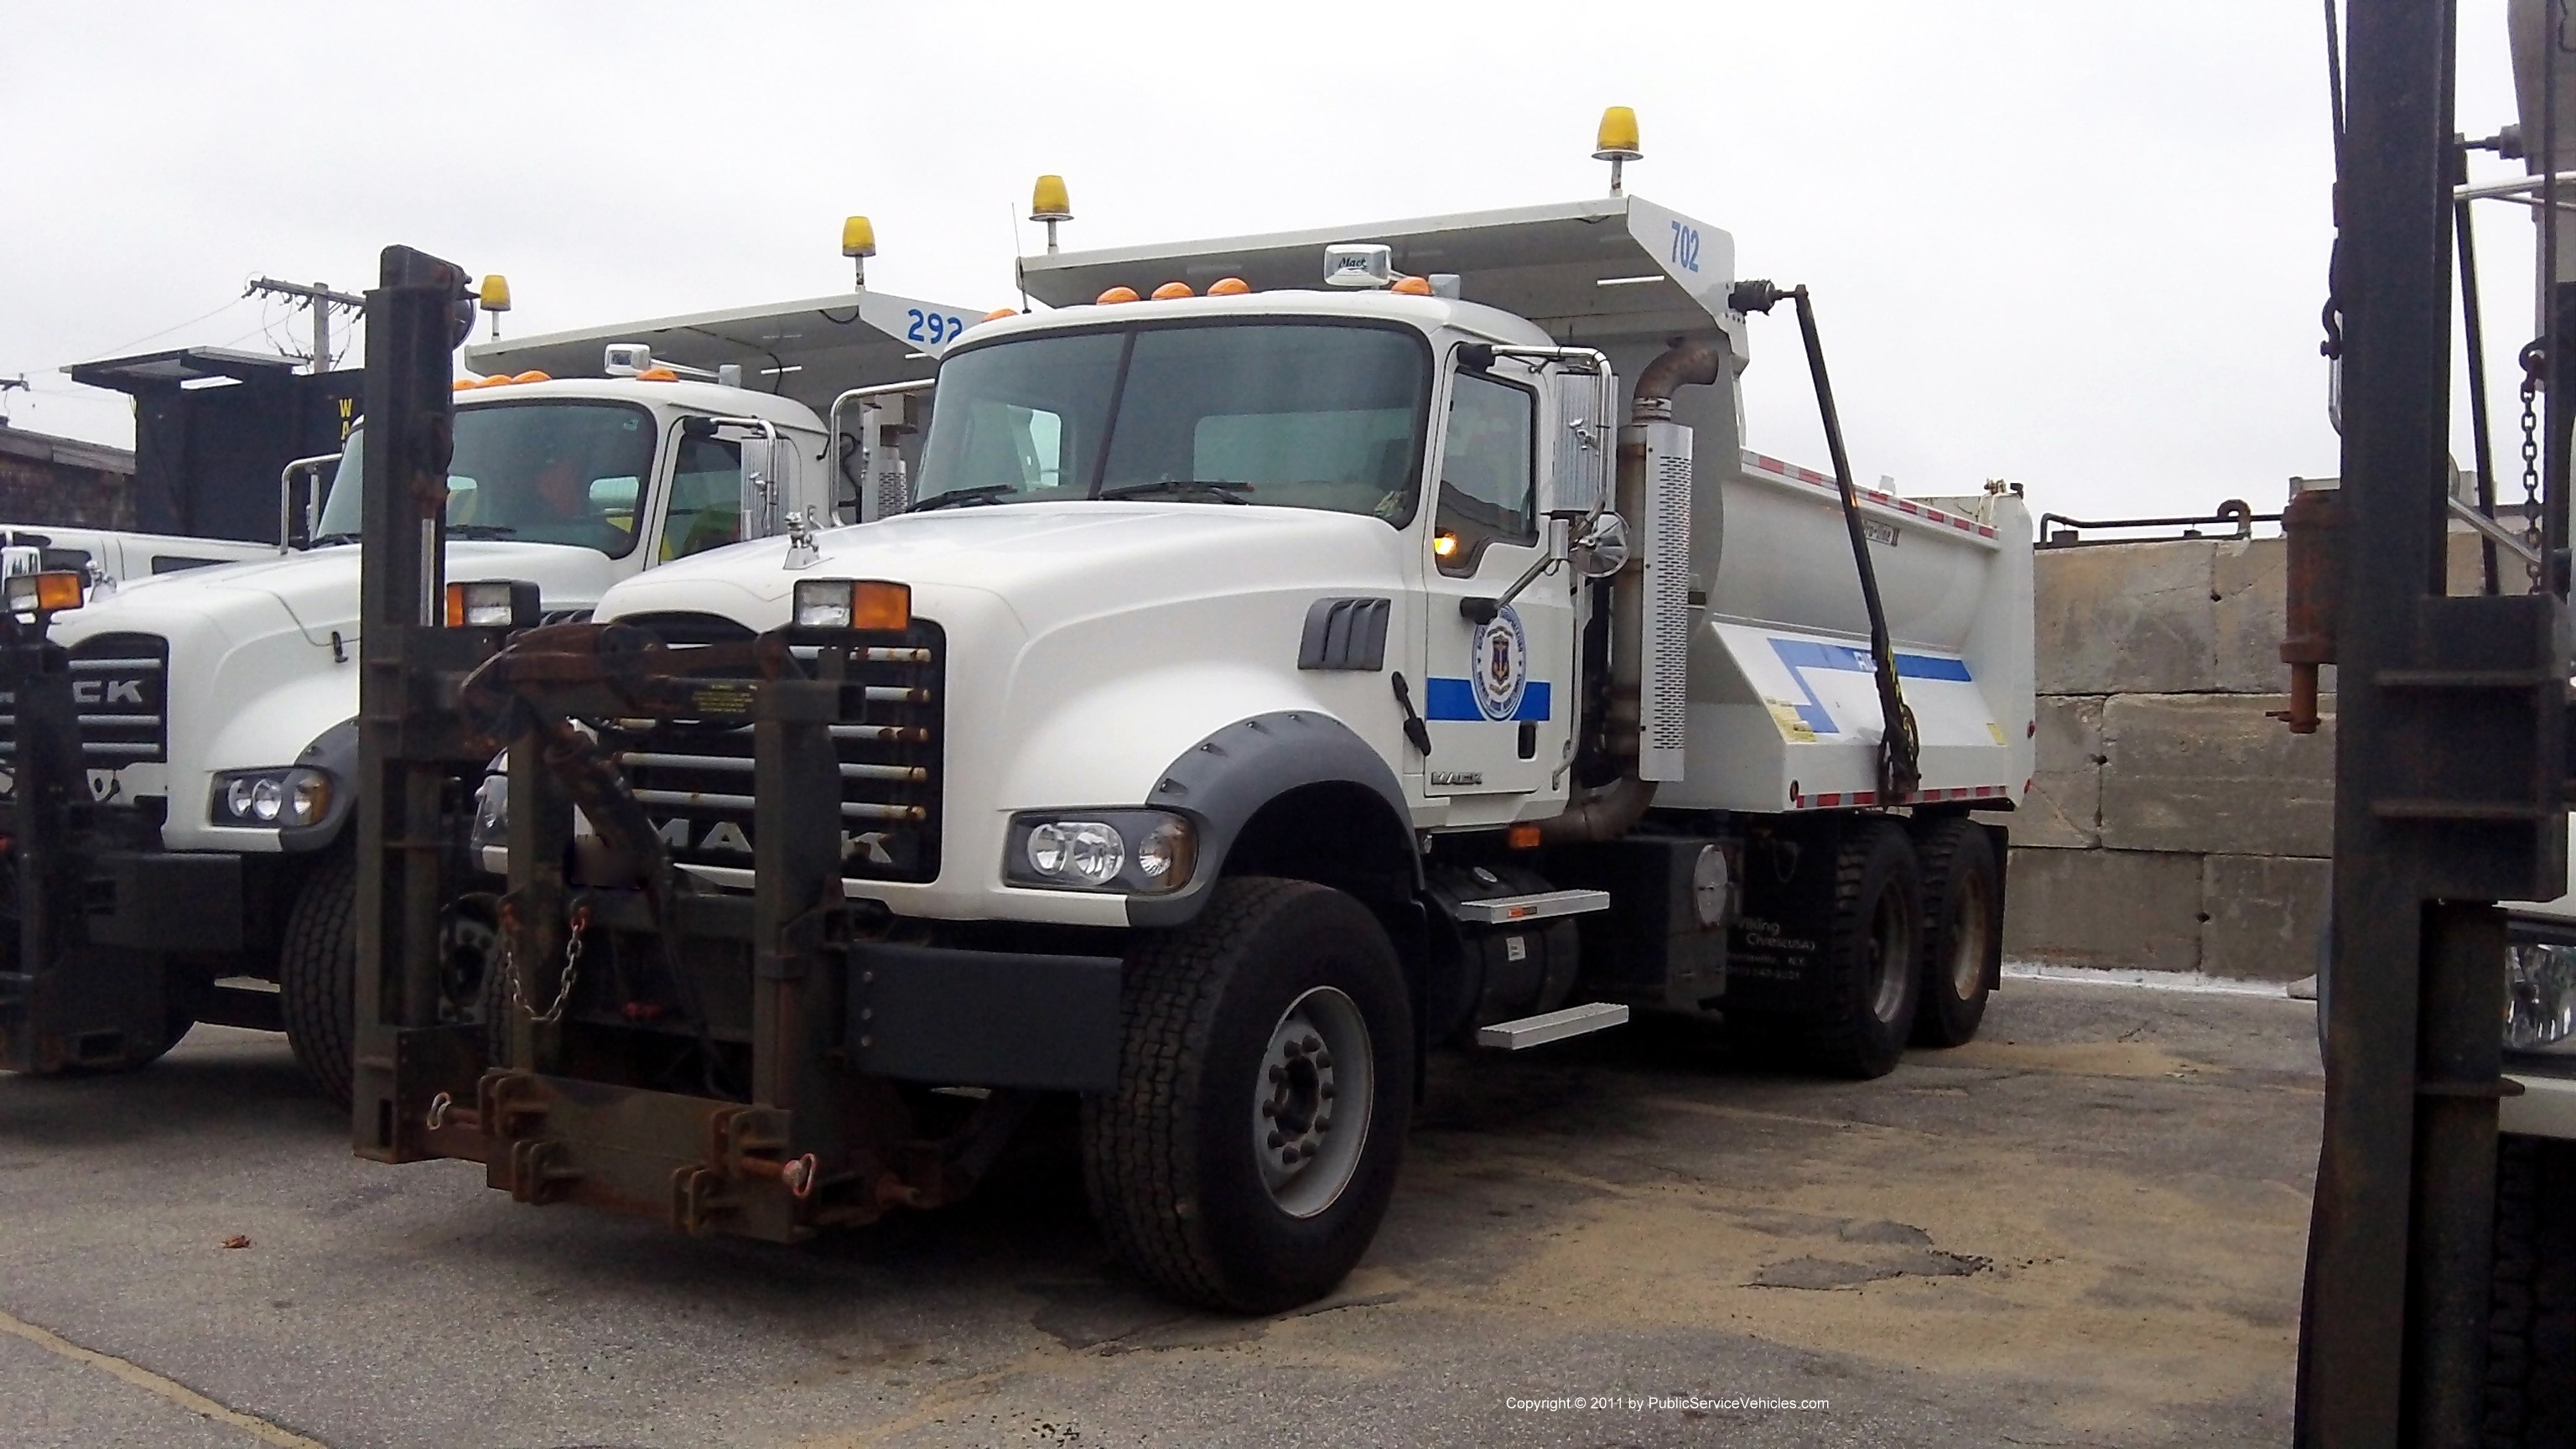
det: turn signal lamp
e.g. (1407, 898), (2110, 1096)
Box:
(1594, 106), (1642, 195)
(792, 578), (911, 632)
(1150, 281), (1194, 300)
(444, 579), (540, 629)
(3, 570), (83, 615)
(843, 215), (877, 287)
(1390, 276), (1434, 296)
(1096, 285), (1140, 304)
(1208, 277), (1251, 296)
(1431, 530), (1461, 559)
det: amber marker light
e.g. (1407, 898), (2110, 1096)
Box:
(792, 578), (912, 632)
(1432, 531), (1461, 558)
(1207, 277), (1252, 296)
(512, 371), (551, 384)
(984, 308), (1020, 320)
(635, 367), (679, 382)
(4, 570), (85, 615)
(1390, 276), (1434, 296)
(1151, 282), (1194, 300)
(1096, 286), (1140, 304)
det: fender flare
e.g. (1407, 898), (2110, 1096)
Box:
(278, 717), (361, 853)
(1126, 710), (1419, 930)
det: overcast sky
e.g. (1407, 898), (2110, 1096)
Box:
(0, 3), (2540, 522)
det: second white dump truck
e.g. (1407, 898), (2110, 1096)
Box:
(418, 139), (2034, 1311)
(0, 277), (983, 1098)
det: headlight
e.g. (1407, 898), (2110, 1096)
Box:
(1007, 810), (1197, 895)
(210, 767), (335, 828)
(470, 770), (510, 853)
(2506, 939), (2576, 1052)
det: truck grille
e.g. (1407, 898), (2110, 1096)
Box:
(612, 613), (943, 886)
(0, 632), (170, 769)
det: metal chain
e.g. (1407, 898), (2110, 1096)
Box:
(506, 904), (588, 1026)
(2521, 347), (2547, 589)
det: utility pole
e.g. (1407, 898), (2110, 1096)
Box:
(245, 277), (364, 374)
(0, 375), (25, 426)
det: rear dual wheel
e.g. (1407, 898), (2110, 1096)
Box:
(1910, 816), (2001, 1048)
(1795, 819), (1924, 1079)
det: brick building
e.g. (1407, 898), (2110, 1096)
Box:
(0, 421), (136, 530)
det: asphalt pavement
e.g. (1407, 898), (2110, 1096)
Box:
(0, 978), (2322, 1448)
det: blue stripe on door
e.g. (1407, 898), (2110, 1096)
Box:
(1424, 679), (1552, 722)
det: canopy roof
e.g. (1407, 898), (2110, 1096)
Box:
(462, 288), (991, 413)
(1019, 194), (1744, 352)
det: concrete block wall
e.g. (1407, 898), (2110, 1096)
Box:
(2002, 529), (2485, 980)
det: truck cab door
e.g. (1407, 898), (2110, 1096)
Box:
(1417, 366), (1572, 804)
(647, 427), (748, 566)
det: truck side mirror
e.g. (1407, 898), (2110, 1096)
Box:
(1545, 376), (1608, 518)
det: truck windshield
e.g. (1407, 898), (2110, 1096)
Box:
(314, 402), (658, 558)
(913, 322), (1429, 523)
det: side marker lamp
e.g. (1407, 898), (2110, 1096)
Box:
(792, 578), (911, 632)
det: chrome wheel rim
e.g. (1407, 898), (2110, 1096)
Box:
(1252, 986), (1374, 1218)
(1868, 886), (1914, 1025)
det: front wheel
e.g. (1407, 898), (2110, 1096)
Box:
(278, 850), (356, 1106)
(1081, 876), (1415, 1313)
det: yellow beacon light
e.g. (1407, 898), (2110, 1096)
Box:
(477, 274), (511, 340)
(1594, 106), (1642, 195)
(1031, 174), (1072, 253)
(842, 215), (877, 288)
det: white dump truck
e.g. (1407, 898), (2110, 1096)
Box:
(0, 276), (983, 1097)
(434, 145), (2035, 1311)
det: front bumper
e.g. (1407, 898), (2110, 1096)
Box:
(2505, 1065), (2576, 1140)
(77, 849), (245, 953)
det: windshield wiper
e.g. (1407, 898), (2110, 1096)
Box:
(1097, 480), (1254, 504)
(447, 524), (519, 539)
(309, 532), (359, 548)
(908, 484), (1015, 513)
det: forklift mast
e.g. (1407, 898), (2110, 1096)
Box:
(2298, 1), (2574, 1443)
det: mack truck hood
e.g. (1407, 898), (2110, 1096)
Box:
(46, 541), (625, 847)
(599, 502), (1408, 627)
(54, 541), (621, 652)
(596, 502), (1425, 929)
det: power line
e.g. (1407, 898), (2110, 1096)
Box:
(244, 278), (363, 377)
